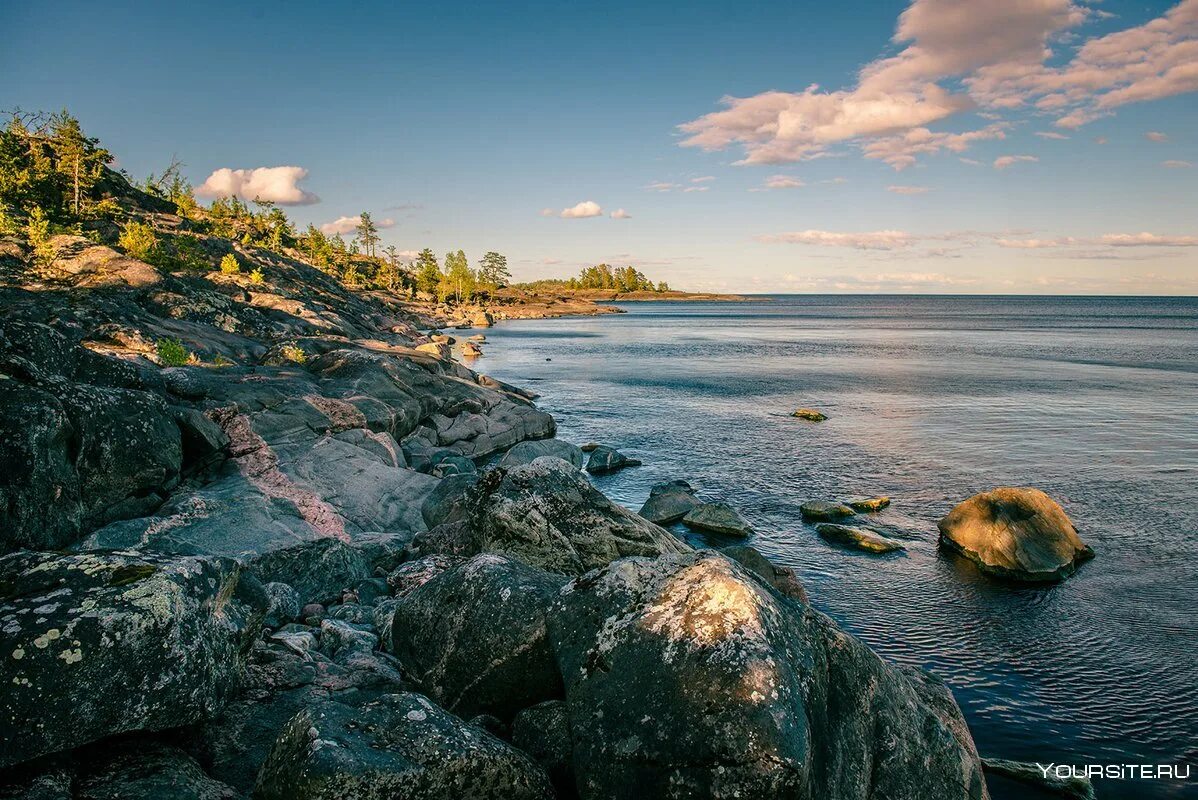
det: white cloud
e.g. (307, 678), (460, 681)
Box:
(1163, 159), (1194, 168)
(993, 154), (1039, 169)
(197, 166), (319, 205)
(887, 185), (931, 194)
(998, 232), (1198, 248)
(682, 186), (709, 193)
(540, 208), (556, 217)
(1145, 131), (1170, 142)
(559, 200), (604, 219)
(319, 214), (396, 235)
(645, 181), (680, 192)
(1035, 131), (1070, 139)
(610, 208), (632, 219)
(761, 175), (806, 190)
(679, 0), (1198, 167)
(759, 229), (917, 249)
(690, 175), (716, 183)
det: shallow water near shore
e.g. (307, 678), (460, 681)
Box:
(474, 295), (1198, 799)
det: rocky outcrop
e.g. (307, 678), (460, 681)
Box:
(636, 480), (700, 524)
(391, 554), (566, 720)
(411, 457), (690, 575)
(682, 501), (754, 537)
(584, 445), (641, 474)
(845, 495), (890, 512)
(816, 522), (906, 553)
(547, 551), (989, 800)
(253, 693), (554, 800)
(800, 500), (856, 521)
(938, 487), (1094, 582)
(499, 438), (585, 469)
(0, 549), (266, 768)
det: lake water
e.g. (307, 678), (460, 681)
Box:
(472, 295), (1198, 799)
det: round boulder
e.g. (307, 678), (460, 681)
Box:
(637, 480), (700, 525)
(682, 502), (753, 537)
(938, 487), (1094, 582)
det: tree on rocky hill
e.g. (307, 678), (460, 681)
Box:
(355, 212), (380, 258)
(414, 248), (441, 295)
(478, 251), (510, 291)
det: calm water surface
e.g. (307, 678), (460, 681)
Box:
(472, 295), (1198, 800)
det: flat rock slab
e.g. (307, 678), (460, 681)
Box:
(792, 408), (827, 421)
(845, 495), (890, 513)
(682, 502), (753, 537)
(800, 501), (857, 522)
(816, 523), (906, 554)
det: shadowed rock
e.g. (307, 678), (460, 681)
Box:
(682, 501), (754, 537)
(721, 544), (808, 603)
(637, 480), (700, 524)
(499, 438), (585, 470)
(938, 487), (1094, 582)
(253, 693), (554, 800)
(982, 758), (1095, 800)
(0, 550), (266, 769)
(584, 445), (641, 474)
(800, 500), (856, 522)
(391, 554), (566, 720)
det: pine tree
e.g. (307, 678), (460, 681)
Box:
(477, 251), (510, 291)
(414, 248), (441, 295)
(355, 212), (380, 257)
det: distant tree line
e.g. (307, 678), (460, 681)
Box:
(515, 263), (670, 293)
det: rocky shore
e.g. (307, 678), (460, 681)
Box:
(0, 189), (999, 798)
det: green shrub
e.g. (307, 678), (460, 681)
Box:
(118, 221), (157, 261)
(26, 206), (56, 268)
(281, 344), (307, 364)
(220, 253), (240, 274)
(155, 337), (191, 367)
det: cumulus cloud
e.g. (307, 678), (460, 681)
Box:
(679, 0), (1198, 167)
(887, 185), (931, 194)
(197, 166), (319, 205)
(1145, 131), (1170, 142)
(994, 154), (1039, 169)
(1163, 159), (1194, 168)
(320, 214), (396, 235)
(610, 208), (632, 219)
(559, 200), (604, 219)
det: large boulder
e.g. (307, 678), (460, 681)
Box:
(391, 554), (566, 720)
(548, 552), (988, 800)
(682, 501), (753, 537)
(584, 445), (641, 474)
(0, 550), (266, 769)
(636, 480), (700, 525)
(499, 438), (585, 470)
(253, 693), (554, 800)
(938, 487), (1094, 582)
(412, 457), (690, 576)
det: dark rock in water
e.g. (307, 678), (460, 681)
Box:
(579, 442), (599, 452)
(845, 495), (891, 513)
(792, 407), (827, 421)
(253, 693), (554, 800)
(982, 758), (1095, 800)
(391, 554), (566, 720)
(547, 551), (988, 800)
(938, 487), (1094, 582)
(816, 523), (906, 553)
(499, 438), (585, 470)
(584, 445), (641, 474)
(682, 501), (754, 537)
(721, 544), (808, 603)
(800, 500), (857, 522)
(421, 473), (480, 528)
(0, 550), (266, 769)
(512, 700), (575, 797)
(637, 480), (700, 524)
(410, 457), (690, 576)
(75, 740), (239, 800)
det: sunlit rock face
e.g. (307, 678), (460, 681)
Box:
(938, 487), (1094, 582)
(0, 549), (266, 769)
(549, 551), (988, 800)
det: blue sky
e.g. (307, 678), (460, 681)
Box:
(2, 0), (1195, 293)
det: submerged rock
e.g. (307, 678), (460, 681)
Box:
(411, 457), (690, 576)
(845, 495), (891, 513)
(391, 554), (566, 720)
(636, 480), (700, 524)
(800, 500), (857, 521)
(547, 551), (988, 799)
(253, 693), (554, 800)
(0, 550), (266, 769)
(584, 445), (641, 474)
(499, 438), (585, 470)
(682, 501), (754, 537)
(982, 758), (1095, 800)
(816, 523), (906, 553)
(792, 407), (827, 421)
(938, 487), (1094, 582)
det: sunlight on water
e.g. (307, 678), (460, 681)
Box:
(475, 295), (1198, 800)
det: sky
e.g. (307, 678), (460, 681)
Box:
(2, 0), (1196, 294)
